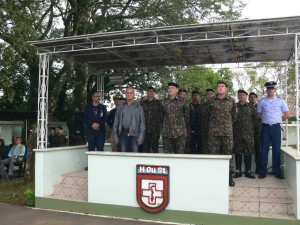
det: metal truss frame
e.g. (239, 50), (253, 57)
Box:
(34, 17), (300, 150)
(37, 54), (50, 149)
(33, 25), (300, 56)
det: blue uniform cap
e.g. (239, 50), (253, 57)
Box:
(264, 81), (277, 88)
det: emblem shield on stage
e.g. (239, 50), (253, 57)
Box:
(136, 165), (169, 213)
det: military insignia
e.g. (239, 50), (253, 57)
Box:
(136, 165), (169, 213)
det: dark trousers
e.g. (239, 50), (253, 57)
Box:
(259, 123), (281, 176)
(190, 133), (202, 154)
(163, 136), (186, 154)
(143, 132), (160, 153)
(86, 130), (105, 151)
(120, 131), (138, 152)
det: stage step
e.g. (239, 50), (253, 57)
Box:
(229, 175), (295, 220)
(48, 171), (88, 202)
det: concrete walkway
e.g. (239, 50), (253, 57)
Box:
(2, 202), (300, 225)
(0, 203), (177, 225)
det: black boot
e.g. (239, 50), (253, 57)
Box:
(229, 170), (235, 186)
(244, 155), (255, 179)
(233, 154), (242, 178)
(255, 152), (260, 174)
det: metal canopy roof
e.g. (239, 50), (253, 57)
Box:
(29, 16), (300, 70)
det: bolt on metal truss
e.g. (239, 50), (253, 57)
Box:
(37, 54), (50, 149)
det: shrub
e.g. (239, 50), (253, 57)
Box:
(24, 188), (35, 206)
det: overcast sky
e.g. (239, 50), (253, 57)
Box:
(242, 0), (300, 19)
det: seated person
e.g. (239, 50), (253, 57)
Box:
(48, 127), (56, 147)
(53, 126), (68, 147)
(1, 137), (25, 179)
(0, 139), (6, 160)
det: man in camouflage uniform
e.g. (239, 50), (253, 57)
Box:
(140, 86), (163, 153)
(190, 90), (202, 154)
(249, 92), (261, 174)
(162, 82), (190, 153)
(179, 88), (192, 153)
(200, 89), (215, 153)
(107, 94), (123, 152)
(233, 90), (258, 179)
(207, 80), (237, 186)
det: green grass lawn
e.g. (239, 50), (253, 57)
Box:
(0, 179), (33, 206)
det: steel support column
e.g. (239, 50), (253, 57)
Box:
(97, 73), (104, 103)
(280, 61), (289, 146)
(295, 34), (300, 156)
(37, 53), (50, 149)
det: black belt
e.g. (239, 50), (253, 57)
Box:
(262, 123), (280, 126)
(122, 128), (129, 132)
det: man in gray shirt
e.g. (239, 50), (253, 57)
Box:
(113, 87), (145, 152)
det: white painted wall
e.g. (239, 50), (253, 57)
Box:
(0, 121), (23, 144)
(281, 147), (300, 219)
(88, 152), (231, 214)
(285, 124), (298, 146)
(35, 146), (88, 197)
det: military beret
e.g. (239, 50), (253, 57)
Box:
(179, 88), (188, 93)
(57, 126), (63, 130)
(217, 80), (228, 87)
(206, 88), (215, 93)
(238, 89), (248, 95)
(265, 81), (277, 88)
(168, 82), (179, 88)
(192, 90), (200, 95)
(113, 94), (123, 99)
(249, 92), (258, 97)
(147, 86), (157, 92)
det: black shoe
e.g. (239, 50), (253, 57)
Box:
(245, 172), (256, 179)
(233, 171), (242, 178)
(258, 174), (266, 179)
(275, 174), (284, 179)
(229, 180), (235, 187)
(85, 167), (88, 171)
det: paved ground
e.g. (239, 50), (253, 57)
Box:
(0, 203), (178, 225)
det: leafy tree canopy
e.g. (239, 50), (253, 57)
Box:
(0, 0), (246, 115)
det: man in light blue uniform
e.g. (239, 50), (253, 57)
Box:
(257, 81), (290, 179)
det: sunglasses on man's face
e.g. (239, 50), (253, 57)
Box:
(267, 87), (275, 90)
